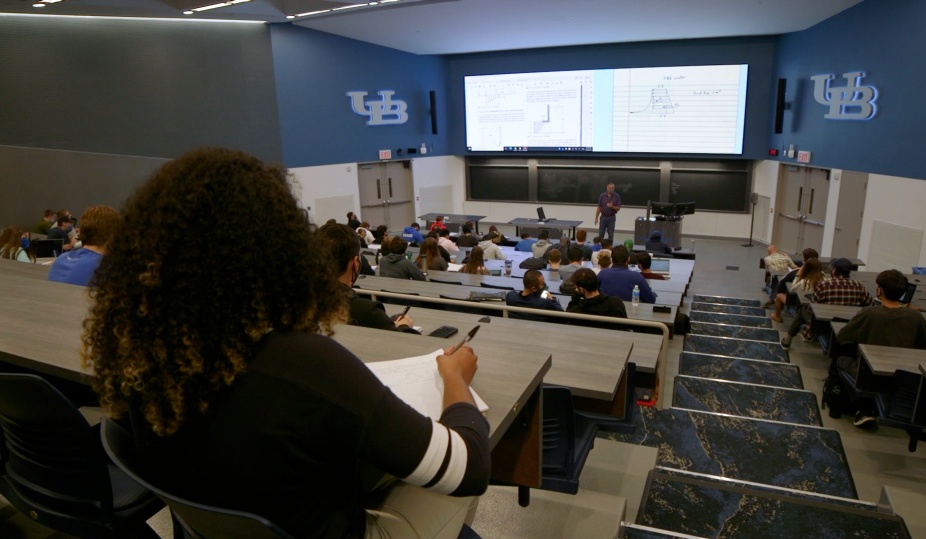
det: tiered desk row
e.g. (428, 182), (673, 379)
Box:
(0, 250), (681, 494)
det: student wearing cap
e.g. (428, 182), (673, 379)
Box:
(781, 257), (873, 347)
(477, 232), (506, 260)
(644, 230), (672, 254)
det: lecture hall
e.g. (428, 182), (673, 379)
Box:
(1, 1), (925, 538)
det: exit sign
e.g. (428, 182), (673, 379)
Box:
(379, 149), (392, 160)
(797, 151), (811, 163)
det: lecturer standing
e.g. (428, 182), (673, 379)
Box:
(594, 182), (621, 243)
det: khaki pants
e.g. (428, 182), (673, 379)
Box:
(365, 479), (478, 539)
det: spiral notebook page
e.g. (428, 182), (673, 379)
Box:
(365, 349), (489, 420)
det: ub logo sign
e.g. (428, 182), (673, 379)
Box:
(811, 71), (877, 120)
(347, 91), (409, 126)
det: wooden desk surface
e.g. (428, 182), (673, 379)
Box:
(357, 274), (677, 326)
(380, 304), (649, 401)
(859, 344), (926, 377)
(809, 303), (861, 322)
(330, 324), (550, 450)
(0, 257), (54, 279)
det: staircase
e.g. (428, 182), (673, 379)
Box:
(611, 295), (913, 538)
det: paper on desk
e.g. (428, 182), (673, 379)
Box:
(447, 263), (464, 272)
(365, 349), (488, 419)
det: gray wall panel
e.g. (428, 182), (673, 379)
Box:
(0, 146), (167, 229)
(0, 17), (281, 163)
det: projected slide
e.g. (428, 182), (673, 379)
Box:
(465, 64), (748, 155)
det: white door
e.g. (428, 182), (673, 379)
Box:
(772, 165), (830, 254)
(358, 161), (414, 232)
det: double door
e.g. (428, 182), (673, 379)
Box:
(358, 161), (414, 232)
(773, 166), (830, 254)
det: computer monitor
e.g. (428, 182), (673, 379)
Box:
(674, 202), (696, 216)
(537, 207), (547, 222)
(649, 201), (675, 217)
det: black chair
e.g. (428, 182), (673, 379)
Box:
(875, 370), (926, 452)
(480, 282), (515, 290)
(0, 374), (164, 539)
(429, 278), (462, 285)
(101, 418), (294, 539)
(517, 386), (597, 507)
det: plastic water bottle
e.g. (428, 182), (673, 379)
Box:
(632, 285), (640, 307)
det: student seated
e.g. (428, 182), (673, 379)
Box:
(457, 245), (490, 275)
(636, 252), (665, 281)
(81, 148), (489, 538)
(566, 268), (627, 320)
(47, 205), (120, 286)
(505, 269), (564, 319)
(0, 226), (33, 263)
(598, 246), (657, 303)
(378, 236), (427, 281)
(644, 230), (672, 254)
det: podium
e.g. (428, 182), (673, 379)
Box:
(634, 217), (682, 249)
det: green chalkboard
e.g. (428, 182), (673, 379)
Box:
(669, 170), (749, 212)
(469, 165), (529, 201)
(537, 167), (660, 207)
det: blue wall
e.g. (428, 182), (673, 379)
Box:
(772, 0), (926, 180)
(270, 25), (450, 168)
(445, 36), (778, 160)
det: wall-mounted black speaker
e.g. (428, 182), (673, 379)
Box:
(429, 90), (438, 135)
(774, 78), (787, 134)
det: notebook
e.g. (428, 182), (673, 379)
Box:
(365, 350), (489, 419)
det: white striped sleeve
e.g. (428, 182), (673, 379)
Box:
(402, 419), (469, 494)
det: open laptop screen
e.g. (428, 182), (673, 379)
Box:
(537, 207), (547, 221)
(649, 258), (671, 274)
(899, 282), (917, 304)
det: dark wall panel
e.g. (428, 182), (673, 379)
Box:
(0, 17), (282, 163)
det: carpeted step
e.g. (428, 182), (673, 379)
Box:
(689, 321), (780, 343)
(692, 295), (762, 307)
(637, 469), (908, 539)
(690, 302), (766, 317)
(607, 406), (854, 498)
(690, 311), (774, 328)
(679, 352), (803, 389)
(683, 334), (789, 363)
(673, 375), (822, 426)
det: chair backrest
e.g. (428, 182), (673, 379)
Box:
(886, 370), (924, 423)
(101, 418), (294, 539)
(0, 374), (114, 515)
(541, 386), (576, 474)
(480, 282), (514, 290)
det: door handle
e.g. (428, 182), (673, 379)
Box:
(804, 219), (824, 227)
(779, 213), (802, 221)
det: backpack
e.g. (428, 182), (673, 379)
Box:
(821, 370), (849, 418)
(519, 257), (546, 271)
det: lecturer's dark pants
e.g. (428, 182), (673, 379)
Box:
(598, 214), (615, 243)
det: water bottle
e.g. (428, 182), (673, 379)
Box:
(632, 285), (640, 307)
(690, 239), (696, 253)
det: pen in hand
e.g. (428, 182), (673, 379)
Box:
(447, 325), (480, 355)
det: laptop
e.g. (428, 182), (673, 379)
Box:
(536, 207), (547, 222)
(468, 291), (508, 301)
(899, 282), (917, 304)
(649, 258), (671, 275)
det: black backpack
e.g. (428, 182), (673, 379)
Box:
(821, 370), (849, 418)
(519, 257), (546, 270)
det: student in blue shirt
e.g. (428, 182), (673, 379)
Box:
(597, 245), (657, 303)
(401, 222), (425, 246)
(515, 232), (538, 252)
(48, 205), (120, 286)
(505, 269), (564, 320)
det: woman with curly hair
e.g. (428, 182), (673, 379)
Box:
(0, 226), (33, 262)
(458, 246), (490, 275)
(82, 148), (488, 538)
